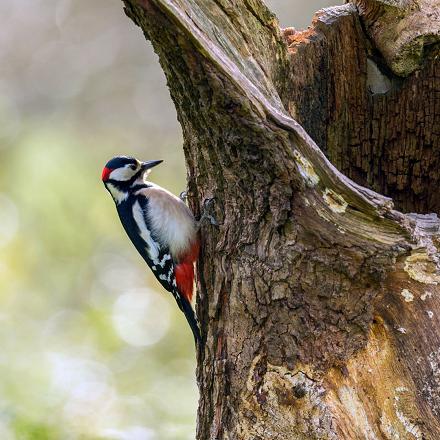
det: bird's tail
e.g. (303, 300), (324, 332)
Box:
(175, 291), (202, 345)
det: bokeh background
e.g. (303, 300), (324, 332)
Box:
(0, 1), (337, 439)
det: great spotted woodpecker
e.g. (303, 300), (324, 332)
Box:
(102, 156), (201, 343)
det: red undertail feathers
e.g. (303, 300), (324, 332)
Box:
(174, 240), (200, 302)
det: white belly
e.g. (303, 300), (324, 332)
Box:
(137, 184), (197, 258)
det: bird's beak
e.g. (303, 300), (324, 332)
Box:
(140, 160), (163, 170)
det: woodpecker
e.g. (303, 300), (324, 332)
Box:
(102, 156), (201, 344)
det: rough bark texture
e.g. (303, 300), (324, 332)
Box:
(122, 0), (440, 438)
(285, 6), (440, 215)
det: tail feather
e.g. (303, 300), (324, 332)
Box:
(177, 293), (201, 344)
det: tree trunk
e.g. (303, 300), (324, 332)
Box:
(122, 1), (440, 438)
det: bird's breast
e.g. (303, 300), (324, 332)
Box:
(135, 185), (198, 260)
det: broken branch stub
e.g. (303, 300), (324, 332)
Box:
(352, 0), (440, 76)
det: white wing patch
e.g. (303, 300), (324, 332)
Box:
(132, 200), (160, 263)
(158, 254), (171, 268)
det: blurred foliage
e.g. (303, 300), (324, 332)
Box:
(0, 0), (337, 439)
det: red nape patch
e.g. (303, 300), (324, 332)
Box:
(175, 262), (195, 302)
(101, 167), (112, 181)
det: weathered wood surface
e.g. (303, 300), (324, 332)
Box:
(286, 6), (440, 215)
(122, 0), (440, 438)
(351, 0), (440, 76)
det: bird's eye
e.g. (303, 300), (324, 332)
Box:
(129, 164), (137, 170)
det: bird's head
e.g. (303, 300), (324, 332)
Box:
(102, 156), (163, 202)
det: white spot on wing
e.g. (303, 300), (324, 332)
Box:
(167, 267), (173, 282)
(158, 254), (171, 268)
(132, 200), (160, 263)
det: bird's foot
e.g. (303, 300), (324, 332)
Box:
(179, 191), (188, 202)
(198, 197), (218, 227)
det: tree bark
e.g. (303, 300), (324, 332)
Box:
(122, 1), (440, 438)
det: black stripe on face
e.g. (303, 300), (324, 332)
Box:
(106, 165), (146, 192)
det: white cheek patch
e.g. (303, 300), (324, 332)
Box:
(110, 165), (136, 181)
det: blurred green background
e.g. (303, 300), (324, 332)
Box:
(0, 1), (337, 439)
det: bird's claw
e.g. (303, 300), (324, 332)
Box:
(179, 191), (188, 202)
(199, 197), (218, 226)
(203, 197), (215, 210)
